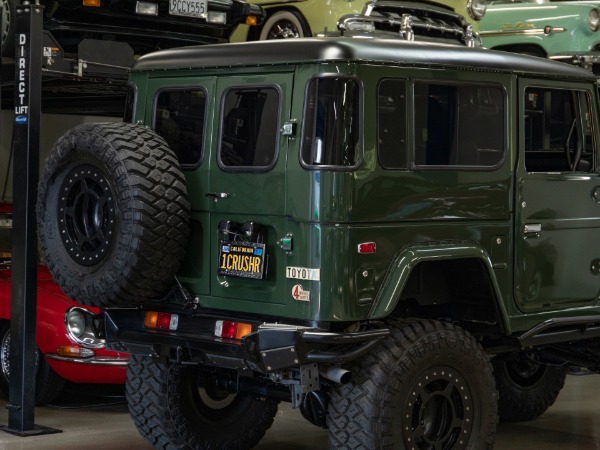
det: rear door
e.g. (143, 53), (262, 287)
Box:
(515, 79), (600, 312)
(205, 72), (294, 311)
(146, 76), (216, 296)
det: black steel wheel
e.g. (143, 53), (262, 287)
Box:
(126, 355), (279, 450)
(259, 10), (309, 40)
(493, 352), (567, 422)
(328, 319), (498, 450)
(37, 122), (190, 307)
(0, 322), (65, 404)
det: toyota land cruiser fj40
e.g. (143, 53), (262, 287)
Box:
(35, 26), (600, 450)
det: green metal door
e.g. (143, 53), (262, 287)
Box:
(515, 79), (600, 312)
(145, 76), (217, 297)
(204, 72), (294, 312)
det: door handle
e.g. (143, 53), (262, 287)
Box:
(593, 186), (600, 203)
(205, 192), (230, 203)
(523, 223), (541, 239)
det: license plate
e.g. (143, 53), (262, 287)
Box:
(169, 0), (207, 19)
(218, 241), (266, 279)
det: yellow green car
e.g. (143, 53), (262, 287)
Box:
(231, 0), (487, 42)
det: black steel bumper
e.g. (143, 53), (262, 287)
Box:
(104, 308), (389, 373)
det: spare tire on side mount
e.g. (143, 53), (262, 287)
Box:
(37, 122), (190, 308)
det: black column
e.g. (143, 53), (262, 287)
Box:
(0, 1), (59, 436)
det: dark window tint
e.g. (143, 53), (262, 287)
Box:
(524, 87), (594, 172)
(378, 79), (407, 169)
(123, 83), (136, 123)
(154, 89), (206, 166)
(220, 87), (279, 169)
(414, 83), (505, 167)
(302, 77), (361, 168)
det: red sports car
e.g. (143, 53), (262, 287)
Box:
(0, 202), (128, 404)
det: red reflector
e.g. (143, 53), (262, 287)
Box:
(358, 242), (376, 253)
(215, 320), (253, 340)
(156, 313), (172, 329)
(221, 321), (237, 339)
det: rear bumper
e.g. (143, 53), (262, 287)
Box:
(104, 308), (389, 373)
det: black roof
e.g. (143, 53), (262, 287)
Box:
(132, 37), (596, 81)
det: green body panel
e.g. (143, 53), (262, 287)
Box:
(480, 1), (600, 57)
(128, 37), (600, 338)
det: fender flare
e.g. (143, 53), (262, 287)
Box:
(367, 241), (510, 334)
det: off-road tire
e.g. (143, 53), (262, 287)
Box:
(259, 9), (310, 40)
(126, 354), (279, 450)
(37, 122), (189, 308)
(327, 319), (498, 450)
(0, 322), (66, 404)
(493, 353), (567, 422)
(0, 0), (15, 57)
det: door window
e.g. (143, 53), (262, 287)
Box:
(219, 87), (280, 170)
(524, 87), (594, 172)
(153, 88), (207, 168)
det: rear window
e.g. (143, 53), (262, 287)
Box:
(219, 87), (280, 170)
(301, 76), (361, 169)
(153, 88), (207, 167)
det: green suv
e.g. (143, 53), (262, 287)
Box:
(37, 28), (600, 450)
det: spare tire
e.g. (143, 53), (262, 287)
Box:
(37, 122), (190, 308)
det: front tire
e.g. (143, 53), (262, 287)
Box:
(0, 322), (66, 404)
(126, 355), (279, 450)
(493, 352), (567, 422)
(328, 319), (498, 450)
(37, 122), (190, 308)
(259, 10), (310, 40)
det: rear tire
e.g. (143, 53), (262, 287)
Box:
(126, 355), (279, 450)
(328, 319), (498, 449)
(37, 122), (190, 308)
(493, 353), (567, 422)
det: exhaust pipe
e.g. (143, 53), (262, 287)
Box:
(319, 365), (352, 384)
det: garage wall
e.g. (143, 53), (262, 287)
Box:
(0, 111), (121, 203)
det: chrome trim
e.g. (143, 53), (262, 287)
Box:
(480, 28), (566, 37)
(45, 354), (129, 366)
(65, 306), (106, 349)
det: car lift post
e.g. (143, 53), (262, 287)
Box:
(0, 1), (60, 436)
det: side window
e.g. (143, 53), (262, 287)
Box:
(219, 87), (280, 170)
(524, 87), (594, 172)
(378, 79), (407, 169)
(154, 88), (206, 167)
(301, 76), (361, 169)
(414, 82), (505, 167)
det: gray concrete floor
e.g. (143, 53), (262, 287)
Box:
(0, 374), (599, 449)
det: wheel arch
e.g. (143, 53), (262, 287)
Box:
(368, 242), (510, 337)
(249, 6), (312, 40)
